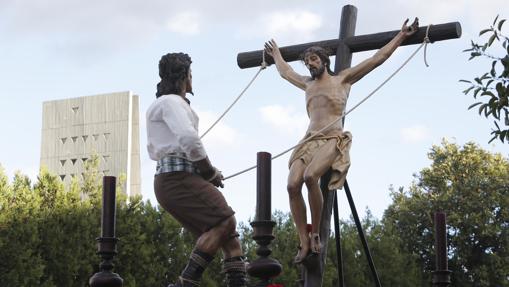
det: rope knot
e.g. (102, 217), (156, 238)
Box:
(261, 50), (268, 69)
(423, 24), (433, 67)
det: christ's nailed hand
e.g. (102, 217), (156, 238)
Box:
(402, 17), (419, 36)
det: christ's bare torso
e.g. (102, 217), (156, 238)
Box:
(304, 75), (350, 137)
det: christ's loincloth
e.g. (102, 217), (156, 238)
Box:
(289, 131), (352, 190)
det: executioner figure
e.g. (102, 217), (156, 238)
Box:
(146, 53), (247, 287)
(264, 18), (419, 263)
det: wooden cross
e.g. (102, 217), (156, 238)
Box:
(237, 5), (461, 287)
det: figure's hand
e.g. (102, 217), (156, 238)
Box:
(195, 157), (224, 188)
(264, 39), (281, 58)
(208, 168), (224, 188)
(401, 17), (419, 37)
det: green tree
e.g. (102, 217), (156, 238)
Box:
(115, 197), (185, 286)
(384, 140), (509, 286)
(81, 154), (102, 201)
(10, 154), (496, 286)
(462, 16), (509, 143)
(329, 210), (422, 287)
(238, 209), (422, 287)
(269, 211), (301, 285)
(0, 170), (45, 286)
(35, 168), (98, 287)
(0, 162), (194, 287)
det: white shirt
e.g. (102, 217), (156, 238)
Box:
(146, 94), (207, 162)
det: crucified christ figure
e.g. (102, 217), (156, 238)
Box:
(264, 18), (418, 263)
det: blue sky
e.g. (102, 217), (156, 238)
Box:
(1, 0), (508, 224)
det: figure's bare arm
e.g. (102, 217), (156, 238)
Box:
(339, 18), (419, 85)
(265, 39), (310, 91)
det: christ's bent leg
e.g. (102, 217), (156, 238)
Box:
(221, 236), (243, 259)
(303, 139), (339, 254)
(287, 159), (309, 263)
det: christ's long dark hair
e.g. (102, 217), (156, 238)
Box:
(301, 46), (335, 76)
(156, 52), (192, 98)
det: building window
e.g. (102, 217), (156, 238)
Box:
(60, 137), (67, 144)
(93, 134), (100, 141)
(72, 106), (79, 114)
(60, 159), (66, 167)
(82, 135), (88, 142)
(59, 175), (66, 181)
(71, 158), (77, 165)
(71, 136), (78, 143)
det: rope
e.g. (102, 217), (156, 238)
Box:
(423, 24), (432, 67)
(200, 51), (268, 139)
(224, 25), (433, 180)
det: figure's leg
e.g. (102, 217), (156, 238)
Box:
(303, 139), (339, 254)
(156, 172), (239, 287)
(167, 217), (236, 287)
(168, 249), (213, 287)
(196, 215), (237, 254)
(221, 232), (247, 287)
(287, 159), (309, 263)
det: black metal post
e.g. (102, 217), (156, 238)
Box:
(344, 181), (381, 287)
(247, 152), (282, 286)
(333, 192), (345, 287)
(255, 152), (271, 222)
(433, 212), (452, 286)
(89, 176), (123, 287)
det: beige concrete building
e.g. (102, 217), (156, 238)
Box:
(40, 91), (141, 197)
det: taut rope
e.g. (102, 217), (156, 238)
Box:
(200, 52), (268, 139)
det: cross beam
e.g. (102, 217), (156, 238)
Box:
(237, 22), (461, 69)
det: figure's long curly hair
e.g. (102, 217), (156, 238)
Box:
(300, 46), (335, 76)
(156, 53), (192, 98)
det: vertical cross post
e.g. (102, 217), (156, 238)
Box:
(331, 5), (357, 287)
(247, 152), (282, 286)
(89, 176), (123, 287)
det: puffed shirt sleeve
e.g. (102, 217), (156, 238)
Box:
(160, 98), (207, 161)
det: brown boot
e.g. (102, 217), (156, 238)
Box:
(223, 256), (248, 287)
(168, 249), (213, 287)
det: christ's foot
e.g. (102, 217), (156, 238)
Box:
(294, 245), (310, 264)
(310, 233), (321, 254)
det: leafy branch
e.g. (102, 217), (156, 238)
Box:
(461, 15), (509, 143)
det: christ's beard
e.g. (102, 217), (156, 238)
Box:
(310, 65), (325, 79)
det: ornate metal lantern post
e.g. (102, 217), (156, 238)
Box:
(247, 152), (282, 286)
(89, 176), (123, 287)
